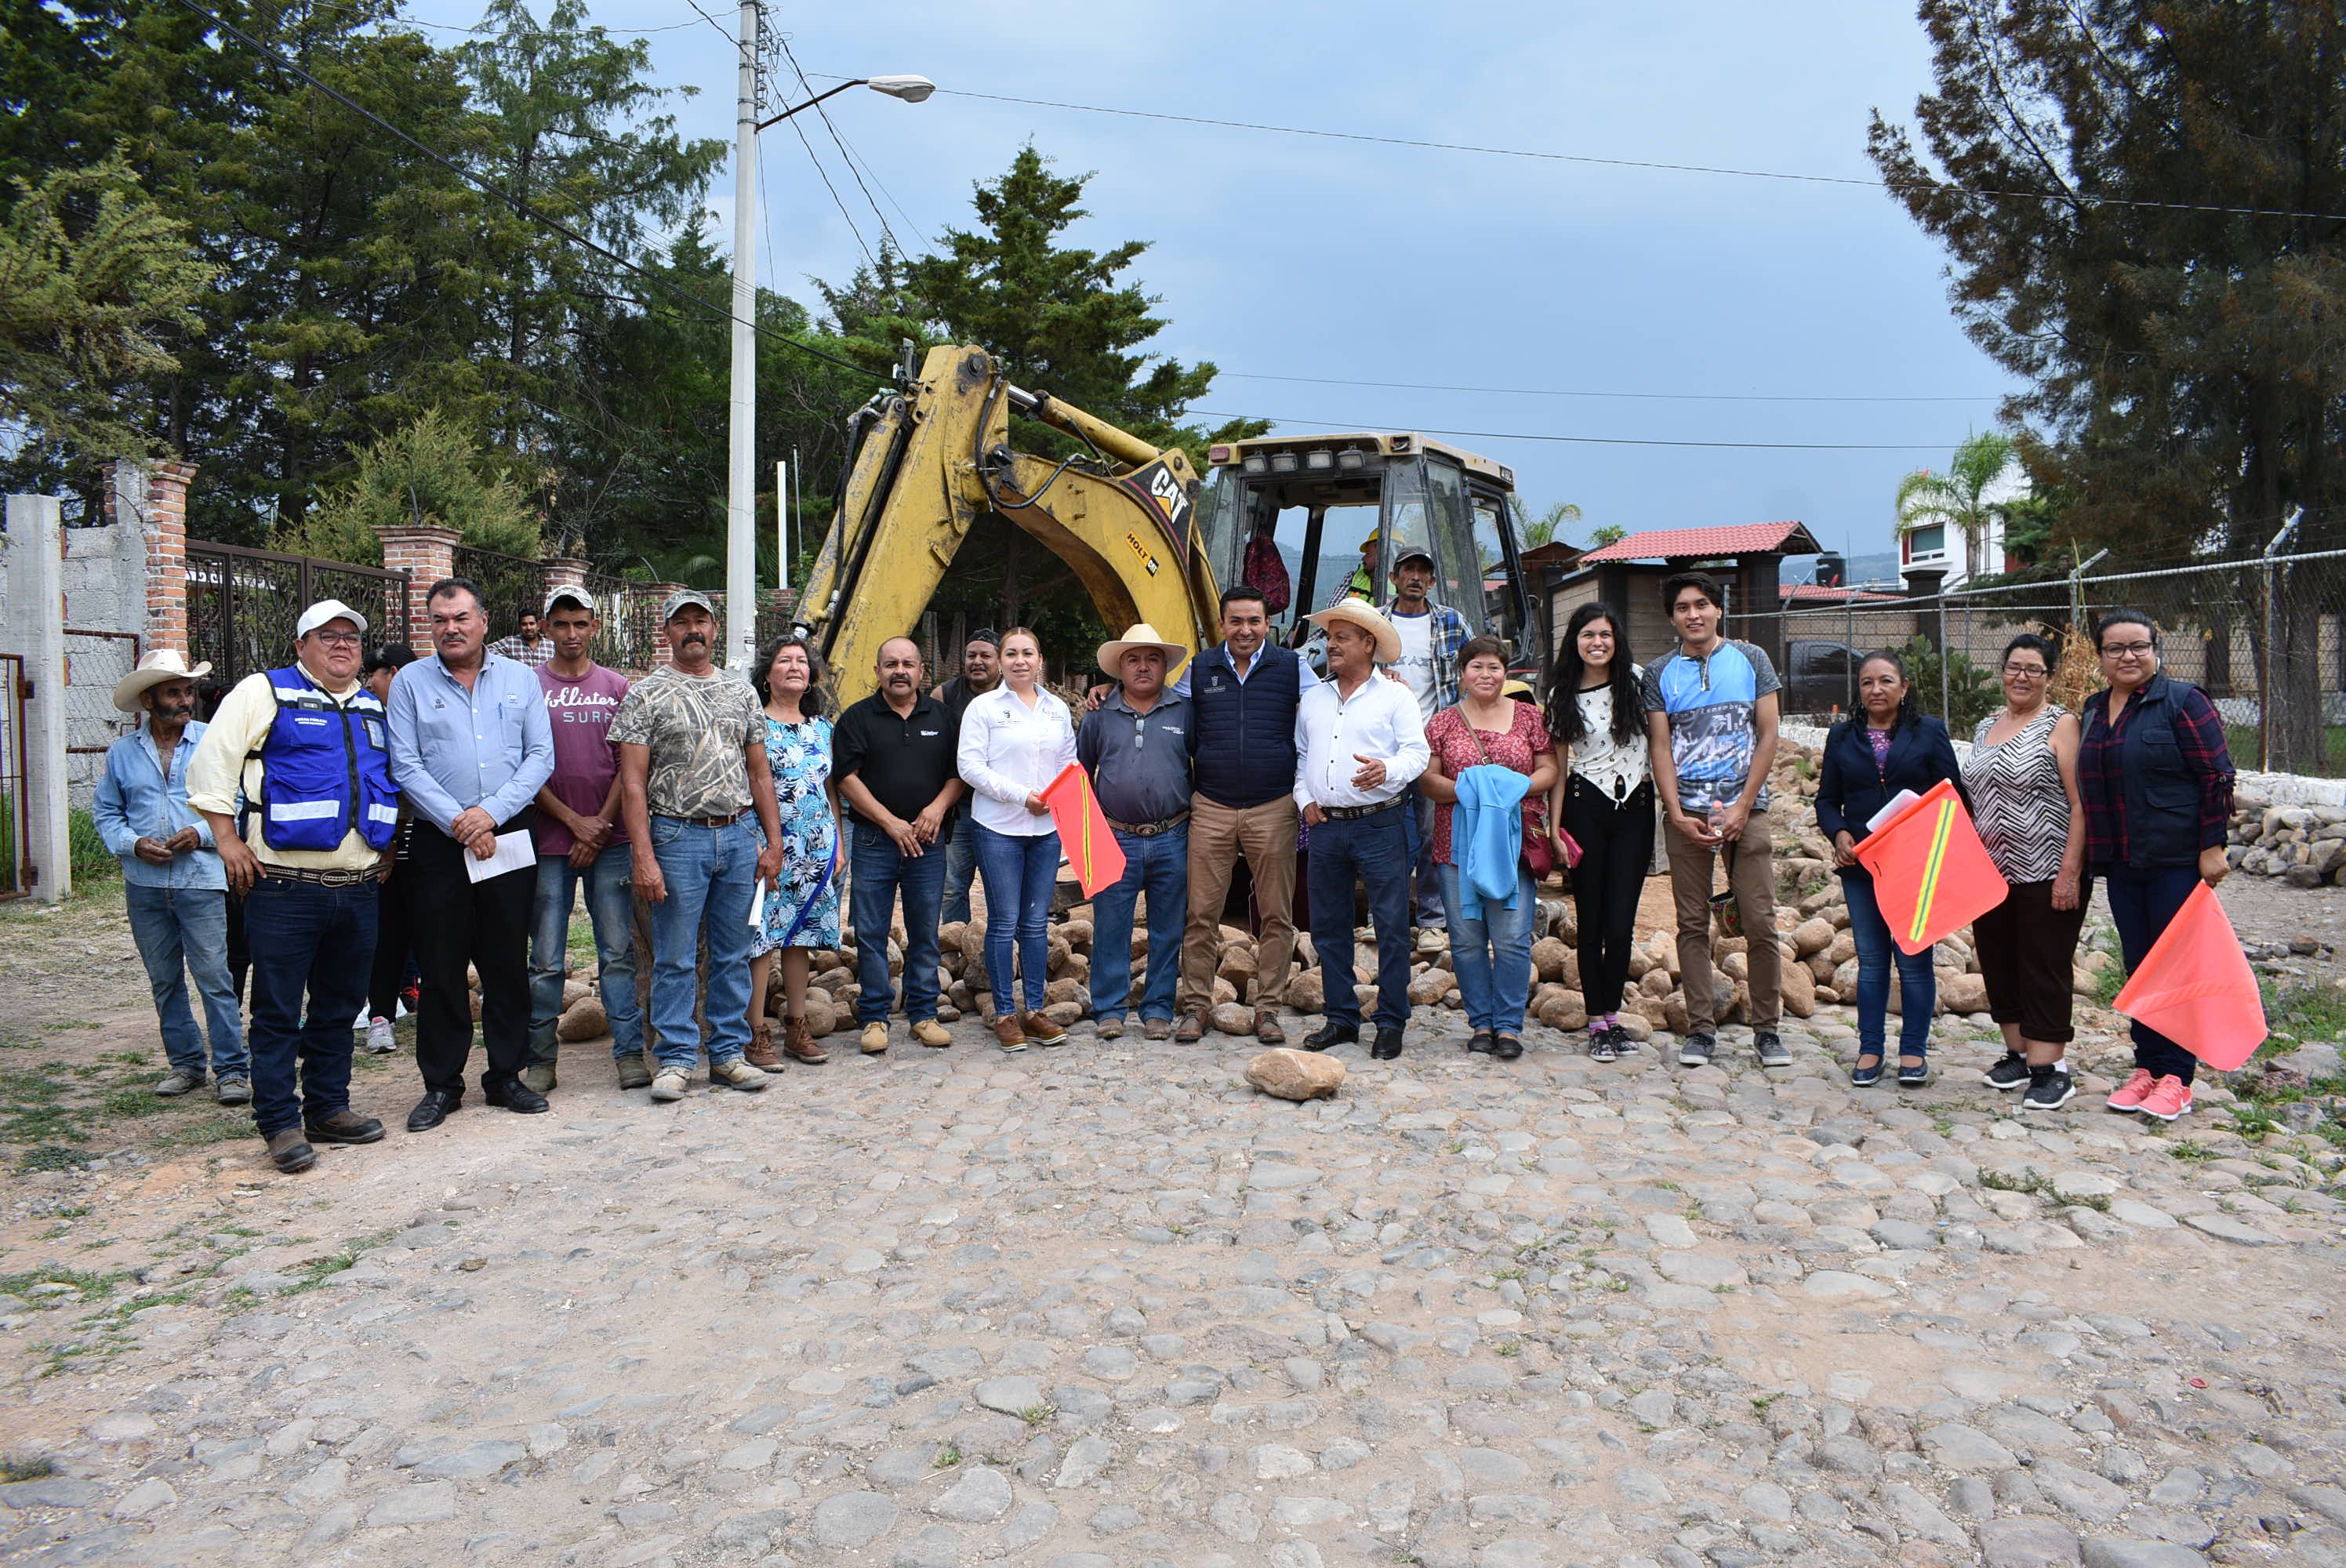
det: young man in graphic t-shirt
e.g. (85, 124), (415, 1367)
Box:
(1382, 546), (1468, 929)
(526, 586), (646, 1091)
(1640, 570), (1789, 1072)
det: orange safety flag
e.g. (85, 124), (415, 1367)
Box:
(1039, 762), (1128, 898)
(1852, 778), (2007, 956)
(2111, 880), (2268, 1071)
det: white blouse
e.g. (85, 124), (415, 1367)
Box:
(956, 685), (1077, 837)
(1566, 680), (1651, 800)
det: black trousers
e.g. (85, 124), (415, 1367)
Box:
(406, 820), (533, 1095)
(367, 866), (416, 1021)
(1971, 877), (2086, 1046)
(1562, 777), (1654, 1018)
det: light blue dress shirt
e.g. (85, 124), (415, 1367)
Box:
(386, 652), (555, 834)
(93, 718), (223, 890)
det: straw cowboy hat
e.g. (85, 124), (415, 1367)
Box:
(1095, 622), (1189, 678)
(1307, 599), (1402, 665)
(113, 648), (212, 712)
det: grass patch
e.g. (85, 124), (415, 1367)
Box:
(2166, 1138), (2220, 1163)
(1017, 1404), (1055, 1428)
(0, 1262), (129, 1301)
(278, 1231), (393, 1298)
(933, 1445), (961, 1468)
(1, 1456), (56, 1483)
(156, 1116), (251, 1149)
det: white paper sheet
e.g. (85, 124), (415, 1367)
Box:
(465, 828), (536, 884)
(749, 877), (766, 927)
(1865, 789), (1921, 835)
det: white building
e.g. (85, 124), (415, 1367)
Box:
(1898, 455), (2029, 590)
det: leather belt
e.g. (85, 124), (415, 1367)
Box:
(1318, 798), (1401, 822)
(1106, 811), (1189, 837)
(256, 863), (381, 888)
(663, 811), (746, 828)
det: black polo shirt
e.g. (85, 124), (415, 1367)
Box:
(833, 691), (958, 826)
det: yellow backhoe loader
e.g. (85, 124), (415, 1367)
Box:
(800, 344), (1542, 705)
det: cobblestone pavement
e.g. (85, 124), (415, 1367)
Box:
(5, 993), (2346, 1568)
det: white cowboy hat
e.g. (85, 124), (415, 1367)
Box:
(1306, 599), (1402, 666)
(113, 648), (212, 712)
(1095, 622), (1188, 679)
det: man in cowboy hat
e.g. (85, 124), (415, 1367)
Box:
(188, 600), (396, 1173)
(95, 649), (248, 1105)
(1078, 624), (1194, 1040)
(1294, 599), (1429, 1061)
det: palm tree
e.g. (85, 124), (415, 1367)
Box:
(1523, 500), (1583, 549)
(1897, 432), (2018, 580)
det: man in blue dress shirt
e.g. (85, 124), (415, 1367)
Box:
(387, 575), (556, 1132)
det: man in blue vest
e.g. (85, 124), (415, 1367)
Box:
(189, 601), (398, 1174)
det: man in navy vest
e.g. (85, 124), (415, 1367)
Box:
(189, 601), (397, 1174)
(1175, 585), (1320, 1044)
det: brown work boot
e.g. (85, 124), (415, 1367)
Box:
(266, 1128), (316, 1174)
(993, 1014), (1028, 1053)
(783, 1015), (828, 1064)
(1174, 1011), (1208, 1043)
(743, 1022), (783, 1072)
(1143, 1018), (1172, 1040)
(1255, 1010), (1287, 1044)
(1022, 1010), (1069, 1047)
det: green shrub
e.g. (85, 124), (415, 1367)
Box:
(68, 807), (116, 882)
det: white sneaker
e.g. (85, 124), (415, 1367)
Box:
(365, 1017), (397, 1054)
(648, 1069), (688, 1102)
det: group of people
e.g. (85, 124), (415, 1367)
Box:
(94, 558), (2236, 1175)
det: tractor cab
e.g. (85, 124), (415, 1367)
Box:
(1197, 433), (1539, 681)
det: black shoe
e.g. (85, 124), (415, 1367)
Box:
(405, 1089), (463, 1132)
(1491, 1033), (1522, 1062)
(1850, 1054), (1884, 1087)
(1755, 1031), (1790, 1069)
(1678, 1032), (1716, 1068)
(303, 1109), (385, 1145)
(484, 1080), (550, 1115)
(2021, 1069), (2075, 1111)
(1898, 1058), (1930, 1087)
(1302, 1022), (1358, 1052)
(1588, 1029), (1620, 1063)
(1467, 1030), (1495, 1054)
(1371, 1026), (1405, 1060)
(1983, 1051), (2030, 1091)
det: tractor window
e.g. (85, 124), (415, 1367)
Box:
(1423, 459), (1482, 637)
(1473, 493), (1524, 653)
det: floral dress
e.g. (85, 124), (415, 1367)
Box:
(753, 712), (841, 956)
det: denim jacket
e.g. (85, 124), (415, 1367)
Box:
(93, 719), (224, 890)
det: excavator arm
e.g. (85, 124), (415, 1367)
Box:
(801, 345), (1222, 707)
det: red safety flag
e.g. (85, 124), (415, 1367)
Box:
(1852, 778), (2007, 956)
(1039, 762), (1127, 898)
(2111, 880), (2268, 1071)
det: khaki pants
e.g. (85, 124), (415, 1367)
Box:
(1665, 808), (1780, 1033)
(1181, 793), (1298, 1016)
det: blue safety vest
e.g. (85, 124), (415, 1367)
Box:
(250, 665), (400, 853)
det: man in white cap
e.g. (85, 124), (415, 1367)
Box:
(1293, 599), (1429, 1061)
(1077, 624), (1193, 1040)
(95, 648), (247, 1105)
(386, 575), (556, 1133)
(1383, 544), (1469, 931)
(188, 600), (397, 1173)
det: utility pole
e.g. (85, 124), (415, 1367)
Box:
(724, 0), (761, 672)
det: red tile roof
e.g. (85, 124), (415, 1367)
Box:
(1577, 521), (1821, 563)
(1779, 584), (1905, 604)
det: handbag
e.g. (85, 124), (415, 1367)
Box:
(1462, 710), (1571, 878)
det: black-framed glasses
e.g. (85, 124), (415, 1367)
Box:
(2099, 641), (2155, 657)
(2002, 663), (2049, 677)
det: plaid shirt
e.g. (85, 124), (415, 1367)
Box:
(2078, 672), (2235, 865)
(1381, 597), (1469, 711)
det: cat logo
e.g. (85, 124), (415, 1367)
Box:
(1123, 533), (1160, 576)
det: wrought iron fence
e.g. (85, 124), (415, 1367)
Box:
(63, 630), (140, 754)
(187, 542), (408, 688)
(0, 652), (28, 899)
(452, 545), (549, 648)
(581, 572), (659, 672)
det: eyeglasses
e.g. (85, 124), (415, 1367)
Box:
(2002, 663), (2048, 677)
(2099, 642), (2155, 657)
(309, 631), (361, 648)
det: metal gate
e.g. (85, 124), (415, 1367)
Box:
(0, 652), (29, 899)
(187, 542), (409, 688)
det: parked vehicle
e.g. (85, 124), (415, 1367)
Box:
(1782, 639), (1865, 716)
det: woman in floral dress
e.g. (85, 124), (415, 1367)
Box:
(747, 636), (841, 1066)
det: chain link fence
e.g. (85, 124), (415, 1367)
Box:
(1734, 546), (2346, 775)
(62, 630), (140, 755)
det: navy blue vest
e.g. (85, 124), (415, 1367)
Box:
(1189, 643), (1302, 809)
(2112, 672), (2203, 868)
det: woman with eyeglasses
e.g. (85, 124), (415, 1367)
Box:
(1964, 634), (2086, 1109)
(2077, 608), (2235, 1122)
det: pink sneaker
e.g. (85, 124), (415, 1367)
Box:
(2104, 1068), (2156, 1112)
(2137, 1075), (2195, 1122)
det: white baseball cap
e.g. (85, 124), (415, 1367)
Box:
(296, 599), (369, 639)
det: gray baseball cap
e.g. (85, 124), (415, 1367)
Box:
(543, 584), (597, 615)
(661, 588), (718, 622)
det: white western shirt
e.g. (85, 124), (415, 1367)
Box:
(1292, 673), (1429, 811)
(956, 684), (1077, 837)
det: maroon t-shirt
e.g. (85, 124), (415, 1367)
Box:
(536, 663), (631, 855)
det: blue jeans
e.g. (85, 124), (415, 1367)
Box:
(975, 823), (1058, 1014)
(1306, 805), (1412, 1031)
(125, 884), (246, 1080)
(1436, 860), (1536, 1035)
(1090, 822), (1187, 1023)
(529, 845), (645, 1065)
(1406, 786), (1445, 927)
(850, 818), (947, 1023)
(645, 817), (758, 1070)
(942, 811), (980, 926)
(1842, 871), (1934, 1057)
(2101, 862), (2206, 1084)
(242, 876), (376, 1138)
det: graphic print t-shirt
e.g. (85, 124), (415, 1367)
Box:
(1390, 609), (1437, 718)
(1639, 638), (1781, 815)
(536, 663), (631, 855)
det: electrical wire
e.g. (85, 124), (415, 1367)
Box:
(165, 0), (886, 386)
(1218, 372), (2006, 405)
(773, 31), (906, 256)
(677, 0), (738, 47)
(1189, 412), (1968, 452)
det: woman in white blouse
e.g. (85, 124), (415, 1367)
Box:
(956, 626), (1077, 1051)
(1543, 603), (1653, 1062)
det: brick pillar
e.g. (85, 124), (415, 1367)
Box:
(543, 556), (590, 607)
(646, 583), (686, 666)
(376, 523), (460, 655)
(143, 459), (196, 654)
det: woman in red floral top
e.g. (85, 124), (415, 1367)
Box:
(1418, 637), (1557, 1059)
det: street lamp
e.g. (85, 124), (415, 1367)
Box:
(725, 5), (930, 672)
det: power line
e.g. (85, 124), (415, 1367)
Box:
(165, 0), (884, 386)
(772, 31), (905, 256)
(1218, 372), (2006, 405)
(932, 86), (2346, 225)
(676, 0), (738, 47)
(1190, 412), (1967, 452)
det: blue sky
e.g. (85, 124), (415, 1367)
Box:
(401, 0), (2017, 564)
